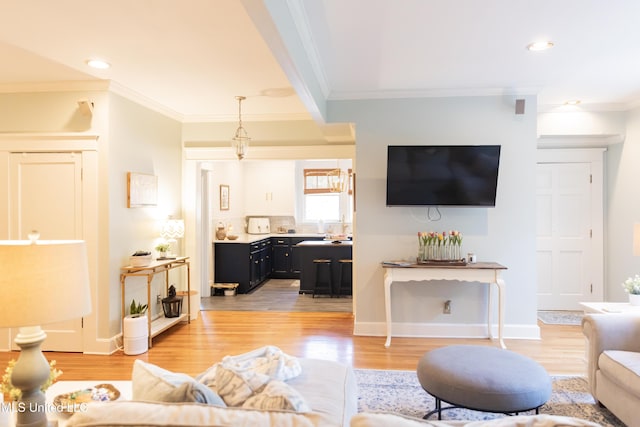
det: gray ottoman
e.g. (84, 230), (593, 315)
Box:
(417, 345), (552, 419)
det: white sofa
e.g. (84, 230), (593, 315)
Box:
(62, 357), (601, 427)
(582, 313), (640, 427)
(65, 357), (357, 427)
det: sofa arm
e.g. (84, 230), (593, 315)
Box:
(582, 313), (640, 353)
(581, 313), (640, 397)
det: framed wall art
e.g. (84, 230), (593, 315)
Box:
(220, 184), (230, 210)
(127, 172), (158, 208)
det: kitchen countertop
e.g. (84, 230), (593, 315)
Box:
(296, 240), (353, 246)
(214, 233), (328, 244)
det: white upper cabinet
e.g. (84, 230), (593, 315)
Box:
(243, 161), (296, 216)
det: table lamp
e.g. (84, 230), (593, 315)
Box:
(160, 218), (184, 257)
(0, 236), (91, 427)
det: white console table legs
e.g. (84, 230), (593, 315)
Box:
(383, 262), (507, 349)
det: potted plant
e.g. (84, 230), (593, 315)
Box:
(124, 299), (149, 355)
(155, 242), (171, 259)
(622, 274), (640, 306)
(129, 299), (148, 318)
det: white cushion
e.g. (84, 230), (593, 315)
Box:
(131, 360), (225, 406)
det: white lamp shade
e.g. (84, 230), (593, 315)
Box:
(0, 240), (91, 328)
(160, 219), (185, 240)
(635, 223), (640, 256)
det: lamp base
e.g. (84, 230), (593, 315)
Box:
(12, 326), (53, 427)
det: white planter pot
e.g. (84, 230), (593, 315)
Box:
(123, 315), (148, 355)
(629, 294), (640, 306)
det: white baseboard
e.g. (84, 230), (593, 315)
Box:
(354, 321), (541, 341)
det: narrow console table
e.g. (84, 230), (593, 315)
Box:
(120, 257), (191, 348)
(382, 262), (507, 348)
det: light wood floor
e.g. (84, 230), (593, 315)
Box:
(0, 311), (586, 381)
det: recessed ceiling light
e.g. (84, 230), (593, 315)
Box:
(86, 59), (111, 69)
(564, 100), (581, 105)
(527, 41), (554, 51)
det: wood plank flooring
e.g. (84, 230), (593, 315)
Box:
(0, 311), (586, 381)
(201, 279), (352, 312)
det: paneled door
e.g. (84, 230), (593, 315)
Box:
(536, 149), (604, 310)
(9, 152), (84, 351)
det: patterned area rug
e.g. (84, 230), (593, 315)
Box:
(355, 369), (623, 426)
(537, 310), (584, 325)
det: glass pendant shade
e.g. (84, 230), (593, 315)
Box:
(232, 96), (250, 160)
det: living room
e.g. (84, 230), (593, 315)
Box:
(1, 1), (640, 426)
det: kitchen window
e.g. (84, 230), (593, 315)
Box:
(301, 168), (352, 223)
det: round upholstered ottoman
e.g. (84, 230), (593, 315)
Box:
(417, 345), (551, 419)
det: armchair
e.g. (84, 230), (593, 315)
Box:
(582, 313), (640, 427)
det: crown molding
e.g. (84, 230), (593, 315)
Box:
(0, 80), (110, 93)
(327, 86), (540, 101)
(107, 81), (185, 121)
(182, 112), (312, 123)
(537, 102), (634, 113)
(537, 134), (624, 148)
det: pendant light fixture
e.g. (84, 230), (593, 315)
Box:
(327, 168), (347, 193)
(232, 95), (250, 160)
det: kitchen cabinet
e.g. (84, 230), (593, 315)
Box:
(271, 236), (324, 278)
(214, 238), (271, 294)
(243, 161), (295, 216)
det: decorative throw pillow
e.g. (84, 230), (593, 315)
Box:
(242, 380), (311, 412)
(131, 359), (225, 406)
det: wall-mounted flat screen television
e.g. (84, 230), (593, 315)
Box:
(386, 145), (501, 207)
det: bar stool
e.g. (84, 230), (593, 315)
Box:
(312, 259), (333, 298)
(336, 259), (352, 297)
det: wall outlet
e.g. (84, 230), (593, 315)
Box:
(443, 300), (452, 314)
(157, 294), (162, 304)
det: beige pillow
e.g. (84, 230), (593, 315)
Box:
(132, 359), (225, 406)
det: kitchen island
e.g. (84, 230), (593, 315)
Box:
(297, 240), (353, 295)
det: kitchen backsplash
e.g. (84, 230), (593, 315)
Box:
(212, 215), (351, 237)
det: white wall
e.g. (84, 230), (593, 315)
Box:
(107, 93), (183, 337)
(328, 95), (540, 339)
(607, 107), (640, 300)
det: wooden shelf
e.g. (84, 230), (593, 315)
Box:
(151, 314), (188, 338)
(120, 257), (191, 348)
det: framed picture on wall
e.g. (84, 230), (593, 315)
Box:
(127, 172), (158, 208)
(220, 184), (230, 210)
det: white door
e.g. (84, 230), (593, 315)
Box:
(536, 149), (604, 310)
(9, 152), (84, 351)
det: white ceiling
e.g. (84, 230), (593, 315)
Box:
(1, 0), (639, 125)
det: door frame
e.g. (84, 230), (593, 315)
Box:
(536, 148), (605, 307)
(0, 134), (100, 352)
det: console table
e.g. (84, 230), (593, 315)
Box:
(120, 257), (190, 348)
(382, 262), (507, 348)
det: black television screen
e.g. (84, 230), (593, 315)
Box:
(386, 145), (501, 206)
